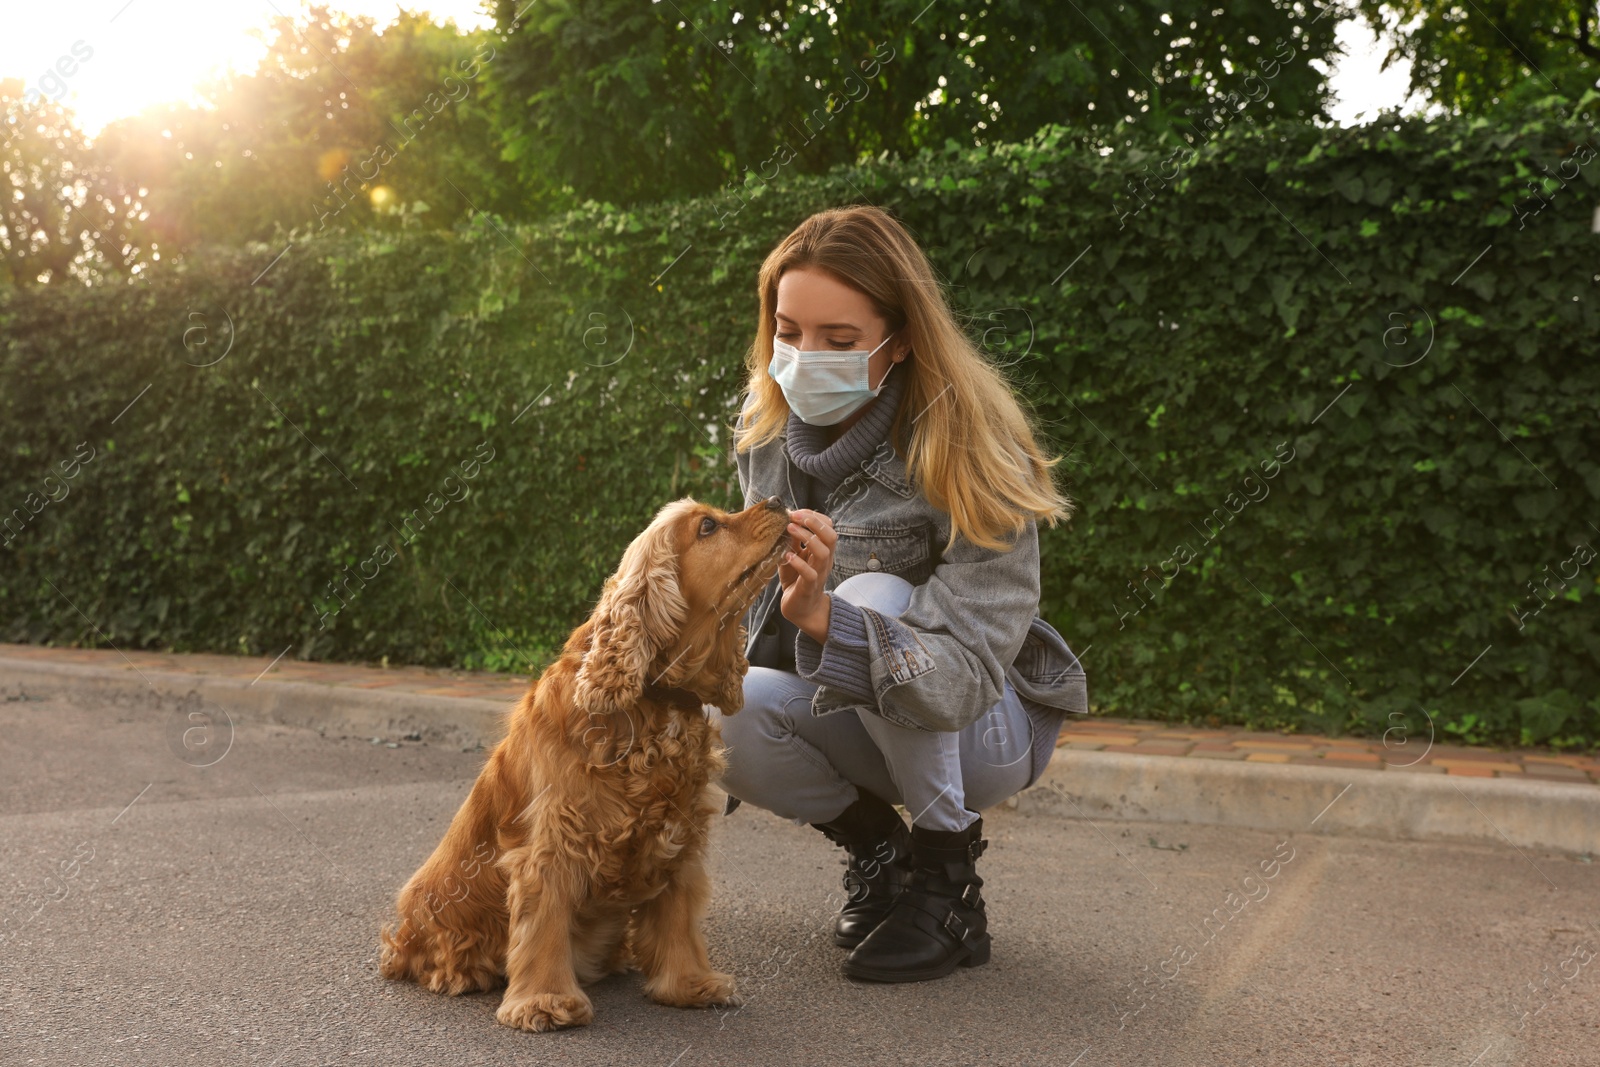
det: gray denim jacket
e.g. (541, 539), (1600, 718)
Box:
(731, 400), (1089, 733)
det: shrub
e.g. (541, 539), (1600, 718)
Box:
(3, 94), (1596, 745)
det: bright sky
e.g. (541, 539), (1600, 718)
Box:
(3, 1), (1419, 136)
(1323, 15), (1428, 125)
(1, 0), (496, 135)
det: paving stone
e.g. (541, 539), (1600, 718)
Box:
(1129, 741), (1195, 756)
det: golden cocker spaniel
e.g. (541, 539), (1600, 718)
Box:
(377, 495), (792, 1032)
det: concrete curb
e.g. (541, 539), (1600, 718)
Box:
(1023, 751), (1600, 856)
(0, 657), (515, 751)
(8, 654), (1596, 855)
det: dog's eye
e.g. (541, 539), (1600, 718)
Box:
(698, 516), (719, 537)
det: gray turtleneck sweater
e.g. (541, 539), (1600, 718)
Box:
(777, 361), (910, 698)
(766, 362), (1066, 785)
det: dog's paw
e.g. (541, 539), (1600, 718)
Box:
(496, 992), (595, 1032)
(423, 964), (499, 997)
(380, 930), (500, 995)
(648, 970), (742, 1009)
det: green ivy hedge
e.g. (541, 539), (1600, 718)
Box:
(4, 93), (1598, 748)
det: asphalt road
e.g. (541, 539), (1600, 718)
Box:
(2, 687), (1597, 1067)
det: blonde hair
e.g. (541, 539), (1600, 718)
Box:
(732, 204), (1075, 554)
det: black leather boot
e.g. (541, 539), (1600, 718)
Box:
(809, 788), (913, 948)
(841, 813), (991, 982)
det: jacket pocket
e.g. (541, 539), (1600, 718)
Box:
(831, 523), (935, 586)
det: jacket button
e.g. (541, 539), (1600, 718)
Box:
(867, 554), (882, 571)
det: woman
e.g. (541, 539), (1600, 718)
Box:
(709, 204), (1088, 984)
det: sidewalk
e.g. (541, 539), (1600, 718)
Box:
(2, 642), (1596, 853)
(1054, 717), (1600, 784)
(0, 641), (534, 706)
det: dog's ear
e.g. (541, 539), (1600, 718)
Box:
(574, 516), (687, 716)
(709, 621), (749, 716)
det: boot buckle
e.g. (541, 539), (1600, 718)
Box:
(967, 838), (988, 862)
(959, 882), (981, 908)
(942, 909), (969, 941)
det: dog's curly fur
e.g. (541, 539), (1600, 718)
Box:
(377, 496), (792, 1032)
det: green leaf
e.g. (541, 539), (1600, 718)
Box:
(1332, 173), (1364, 202)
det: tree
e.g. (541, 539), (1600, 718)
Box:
(1355, 1), (1599, 114)
(1, 79), (151, 288)
(91, 6), (522, 252)
(485, 0), (1345, 211)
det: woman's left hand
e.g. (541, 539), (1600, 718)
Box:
(778, 509), (837, 644)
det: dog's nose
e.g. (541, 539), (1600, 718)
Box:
(763, 496), (786, 513)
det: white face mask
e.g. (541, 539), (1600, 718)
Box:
(767, 332), (897, 426)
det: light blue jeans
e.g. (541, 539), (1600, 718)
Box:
(708, 572), (1034, 832)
